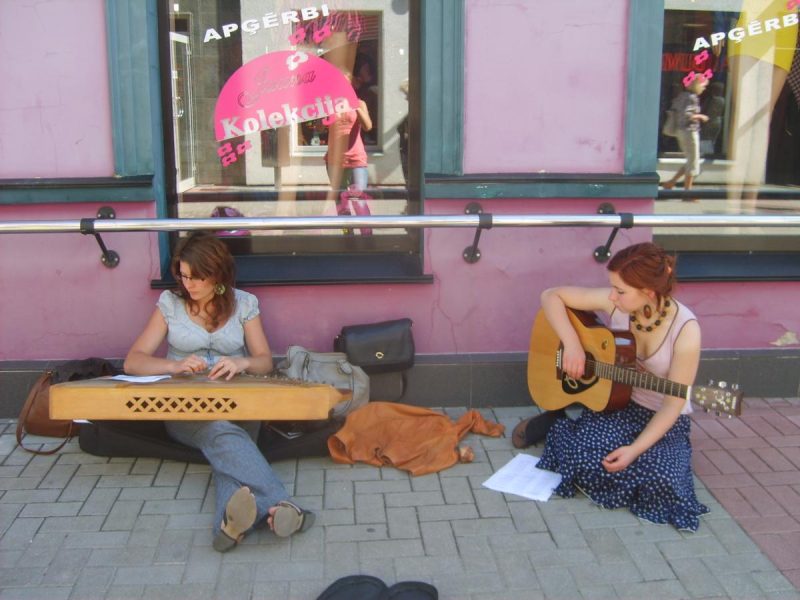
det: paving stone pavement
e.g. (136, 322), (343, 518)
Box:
(691, 397), (800, 592)
(1, 406), (798, 600)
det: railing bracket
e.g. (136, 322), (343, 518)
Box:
(463, 203), (493, 263)
(594, 205), (634, 263)
(80, 206), (120, 268)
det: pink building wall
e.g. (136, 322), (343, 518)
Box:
(0, 0), (797, 361)
(0, 0), (114, 178)
(2, 198), (797, 361)
(463, 0), (627, 173)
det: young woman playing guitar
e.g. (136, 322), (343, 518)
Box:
(515, 242), (709, 531)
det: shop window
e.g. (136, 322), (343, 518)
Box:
(656, 1), (800, 256)
(161, 1), (418, 281)
(294, 14), (382, 152)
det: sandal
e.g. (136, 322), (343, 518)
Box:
(213, 486), (257, 552)
(272, 500), (315, 537)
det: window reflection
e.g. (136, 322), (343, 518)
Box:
(657, 1), (800, 253)
(164, 1), (414, 257)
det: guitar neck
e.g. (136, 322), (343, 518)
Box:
(589, 358), (688, 399)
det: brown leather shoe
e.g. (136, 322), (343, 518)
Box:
(512, 417), (533, 449)
(512, 410), (566, 449)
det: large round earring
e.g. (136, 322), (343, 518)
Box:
(214, 283), (226, 296)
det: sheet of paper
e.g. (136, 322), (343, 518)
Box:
(110, 374), (172, 383)
(482, 453), (562, 502)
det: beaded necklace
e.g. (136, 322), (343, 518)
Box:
(629, 299), (671, 332)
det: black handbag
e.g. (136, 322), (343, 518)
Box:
(334, 318), (415, 374)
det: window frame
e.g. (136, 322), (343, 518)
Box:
(155, 0), (429, 286)
(423, 1), (662, 196)
(424, 0), (800, 281)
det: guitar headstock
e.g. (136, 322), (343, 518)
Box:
(690, 380), (743, 417)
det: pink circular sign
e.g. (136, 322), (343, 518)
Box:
(213, 50), (359, 141)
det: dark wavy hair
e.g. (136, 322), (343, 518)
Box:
(607, 242), (676, 307)
(170, 232), (235, 330)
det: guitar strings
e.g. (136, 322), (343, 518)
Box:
(582, 356), (686, 398)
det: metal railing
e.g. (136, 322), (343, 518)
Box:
(2, 207), (799, 267)
(2, 213), (800, 234)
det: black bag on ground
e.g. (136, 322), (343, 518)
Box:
(78, 418), (342, 464)
(316, 574), (438, 600)
(259, 418), (344, 462)
(334, 318), (414, 374)
(78, 421), (206, 463)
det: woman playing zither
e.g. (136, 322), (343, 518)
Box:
(124, 232), (314, 551)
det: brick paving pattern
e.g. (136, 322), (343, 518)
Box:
(0, 406), (797, 599)
(692, 397), (800, 592)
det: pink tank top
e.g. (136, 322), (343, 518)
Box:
(609, 300), (697, 414)
(325, 110), (367, 168)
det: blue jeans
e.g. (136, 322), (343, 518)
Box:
(346, 166), (368, 191)
(326, 164), (368, 192)
(165, 420), (291, 535)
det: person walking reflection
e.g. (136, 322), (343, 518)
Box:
(324, 73), (373, 232)
(660, 74), (709, 201)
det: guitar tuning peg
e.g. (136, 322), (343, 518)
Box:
(718, 381), (727, 389)
(707, 379), (715, 385)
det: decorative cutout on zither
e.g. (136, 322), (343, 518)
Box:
(125, 396), (238, 414)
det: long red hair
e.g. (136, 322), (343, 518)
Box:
(607, 242), (676, 307)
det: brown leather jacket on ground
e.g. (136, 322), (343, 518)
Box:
(327, 402), (505, 476)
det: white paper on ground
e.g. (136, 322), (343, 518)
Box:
(482, 453), (562, 502)
(110, 375), (172, 383)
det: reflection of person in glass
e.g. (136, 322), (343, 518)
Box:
(700, 81), (726, 155)
(726, 0), (799, 213)
(660, 75), (709, 200)
(398, 79), (410, 184)
(324, 73), (372, 204)
(352, 52), (379, 146)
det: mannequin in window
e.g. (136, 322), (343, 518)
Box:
(725, 0), (799, 213)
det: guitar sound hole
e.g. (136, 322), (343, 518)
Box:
(583, 353), (596, 378)
(559, 353), (599, 395)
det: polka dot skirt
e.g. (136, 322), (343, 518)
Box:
(537, 402), (710, 532)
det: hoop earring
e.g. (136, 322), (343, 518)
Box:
(214, 283), (226, 296)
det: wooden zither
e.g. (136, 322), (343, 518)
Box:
(49, 374), (351, 421)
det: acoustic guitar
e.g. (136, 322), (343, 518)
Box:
(527, 308), (743, 417)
